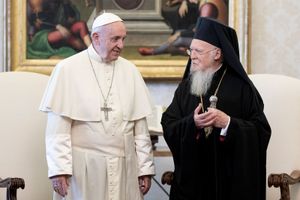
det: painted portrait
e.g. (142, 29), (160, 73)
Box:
(11, 0), (248, 78)
(26, 0), (92, 59)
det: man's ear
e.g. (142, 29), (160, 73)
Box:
(92, 32), (100, 44)
(214, 48), (222, 60)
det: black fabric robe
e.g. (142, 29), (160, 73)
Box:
(161, 65), (271, 200)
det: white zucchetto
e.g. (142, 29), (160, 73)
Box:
(92, 12), (123, 30)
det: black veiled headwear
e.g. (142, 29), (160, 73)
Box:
(183, 17), (250, 85)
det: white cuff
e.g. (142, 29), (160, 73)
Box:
(220, 116), (230, 136)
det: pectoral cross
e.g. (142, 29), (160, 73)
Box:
(101, 102), (112, 121)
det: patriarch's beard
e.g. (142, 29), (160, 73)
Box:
(190, 67), (215, 97)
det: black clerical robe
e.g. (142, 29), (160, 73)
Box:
(161, 66), (271, 200)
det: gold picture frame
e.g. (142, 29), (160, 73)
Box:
(10, 0), (249, 79)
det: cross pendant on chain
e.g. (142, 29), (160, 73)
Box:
(101, 102), (112, 121)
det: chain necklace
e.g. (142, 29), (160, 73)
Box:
(87, 51), (115, 121)
(199, 67), (227, 138)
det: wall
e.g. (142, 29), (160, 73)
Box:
(251, 0), (300, 78)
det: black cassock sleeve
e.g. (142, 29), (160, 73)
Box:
(161, 81), (203, 198)
(161, 81), (199, 161)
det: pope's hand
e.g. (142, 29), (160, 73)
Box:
(51, 175), (70, 197)
(138, 175), (152, 195)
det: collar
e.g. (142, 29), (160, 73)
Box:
(88, 45), (104, 63)
(88, 45), (115, 68)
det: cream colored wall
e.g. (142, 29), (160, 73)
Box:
(251, 0), (300, 78)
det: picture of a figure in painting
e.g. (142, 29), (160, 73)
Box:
(138, 0), (228, 57)
(27, 0), (91, 59)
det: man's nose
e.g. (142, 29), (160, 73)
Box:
(117, 40), (124, 49)
(190, 51), (197, 59)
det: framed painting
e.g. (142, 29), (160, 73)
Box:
(10, 0), (250, 79)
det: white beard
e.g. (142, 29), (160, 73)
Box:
(190, 69), (215, 97)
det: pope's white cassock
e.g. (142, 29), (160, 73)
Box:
(40, 45), (155, 200)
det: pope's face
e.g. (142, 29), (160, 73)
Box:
(189, 39), (220, 72)
(92, 22), (127, 63)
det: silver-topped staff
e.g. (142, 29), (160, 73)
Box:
(204, 95), (218, 138)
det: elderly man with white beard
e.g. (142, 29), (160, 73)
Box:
(161, 17), (271, 200)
